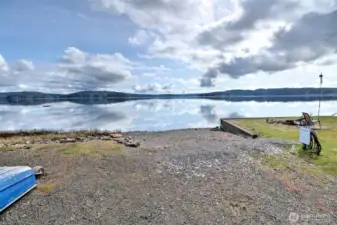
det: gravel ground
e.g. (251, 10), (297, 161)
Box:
(0, 128), (336, 225)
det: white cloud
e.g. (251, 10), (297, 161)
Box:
(132, 82), (172, 93)
(3, 0), (337, 93)
(142, 72), (156, 77)
(133, 83), (160, 93)
(60, 47), (87, 64)
(0, 56), (35, 88)
(0, 55), (9, 72)
(128, 29), (156, 45)
(59, 47), (133, 89)
(92, 0), (223, 34)
(93, 0), (337, 89)
(0, 47), (172, 93)
(162, 83), (172, 90)
(134, 64), (172, 72)
(12, 60), (35, 72)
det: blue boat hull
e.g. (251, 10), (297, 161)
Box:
(0, 166), (37, 212)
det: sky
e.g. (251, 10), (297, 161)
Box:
(0, 0), (337, 94)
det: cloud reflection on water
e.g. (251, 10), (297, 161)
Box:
(0, 100), (335, 131)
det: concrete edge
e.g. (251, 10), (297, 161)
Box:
(220, 115), (333, 121)
(221, 116), (292, 120)
(220, 119), (257, 139)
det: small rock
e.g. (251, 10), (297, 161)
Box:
(87, 136), (95, 140)
(125, 136), (132, 141)
(125, 141), (140, 148)
(76, 137), (85, 142)
(114, 138), (125, 144)
(101, 136), (112, 141)
(290, 145), (297, 155)
(140, 215), (149, 220)
(110, 133), (123, 138)
(33, 166), (45, 176)
(211, 126), (222, 131)
(59, 139), (67, 143)
(12, 144), (23, 149)
(66, 138), (76, 143)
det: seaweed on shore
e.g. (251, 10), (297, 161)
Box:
(0, 128), (122, 138)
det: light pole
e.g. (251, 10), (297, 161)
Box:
(317, 73), (323, 119)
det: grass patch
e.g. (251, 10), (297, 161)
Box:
(37, 183), (56, 193)
(233, 116), (337, 176)
(0, 146), (11, 151)
(258, 153), (324, 177)
(261, 154), (290, 169)
(57, 140), (123, 156)
(32, 152), (43, 157)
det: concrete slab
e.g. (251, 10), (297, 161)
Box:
(220, 116), (293, 120)
(220, 119), (257, 139)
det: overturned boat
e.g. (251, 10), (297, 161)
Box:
(0, 166), (37, 213)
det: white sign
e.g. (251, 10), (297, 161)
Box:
(299, 127), (311, 145)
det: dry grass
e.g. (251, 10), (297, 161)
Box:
(0, 130), (122, 146)
(0, 146), (11, 151)
(0, 128), (122, 138)
(37, 183), (56, 193)
(57, 140), (124, 156)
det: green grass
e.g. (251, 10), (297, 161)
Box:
(232, 116), (337, 176)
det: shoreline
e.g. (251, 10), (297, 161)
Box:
(0, 115), (335, 137)
(0, 127), (218, 138)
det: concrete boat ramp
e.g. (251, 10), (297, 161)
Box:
(220, 116), (294, 139)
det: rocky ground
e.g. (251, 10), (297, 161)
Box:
(0, 128), (336, 225)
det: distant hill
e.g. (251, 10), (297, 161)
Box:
(0, 87), (336, 105)
(199, 87), (337, 97)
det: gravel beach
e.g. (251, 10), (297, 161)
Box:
(0, 128), (336, 225)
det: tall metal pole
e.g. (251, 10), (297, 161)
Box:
(318, 73), (323, 118)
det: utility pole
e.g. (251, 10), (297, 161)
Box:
(318, 73), (323, 119)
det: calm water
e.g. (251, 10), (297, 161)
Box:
(0, 99), (336, 132)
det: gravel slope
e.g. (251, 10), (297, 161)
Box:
(0, 129), (336, 225)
